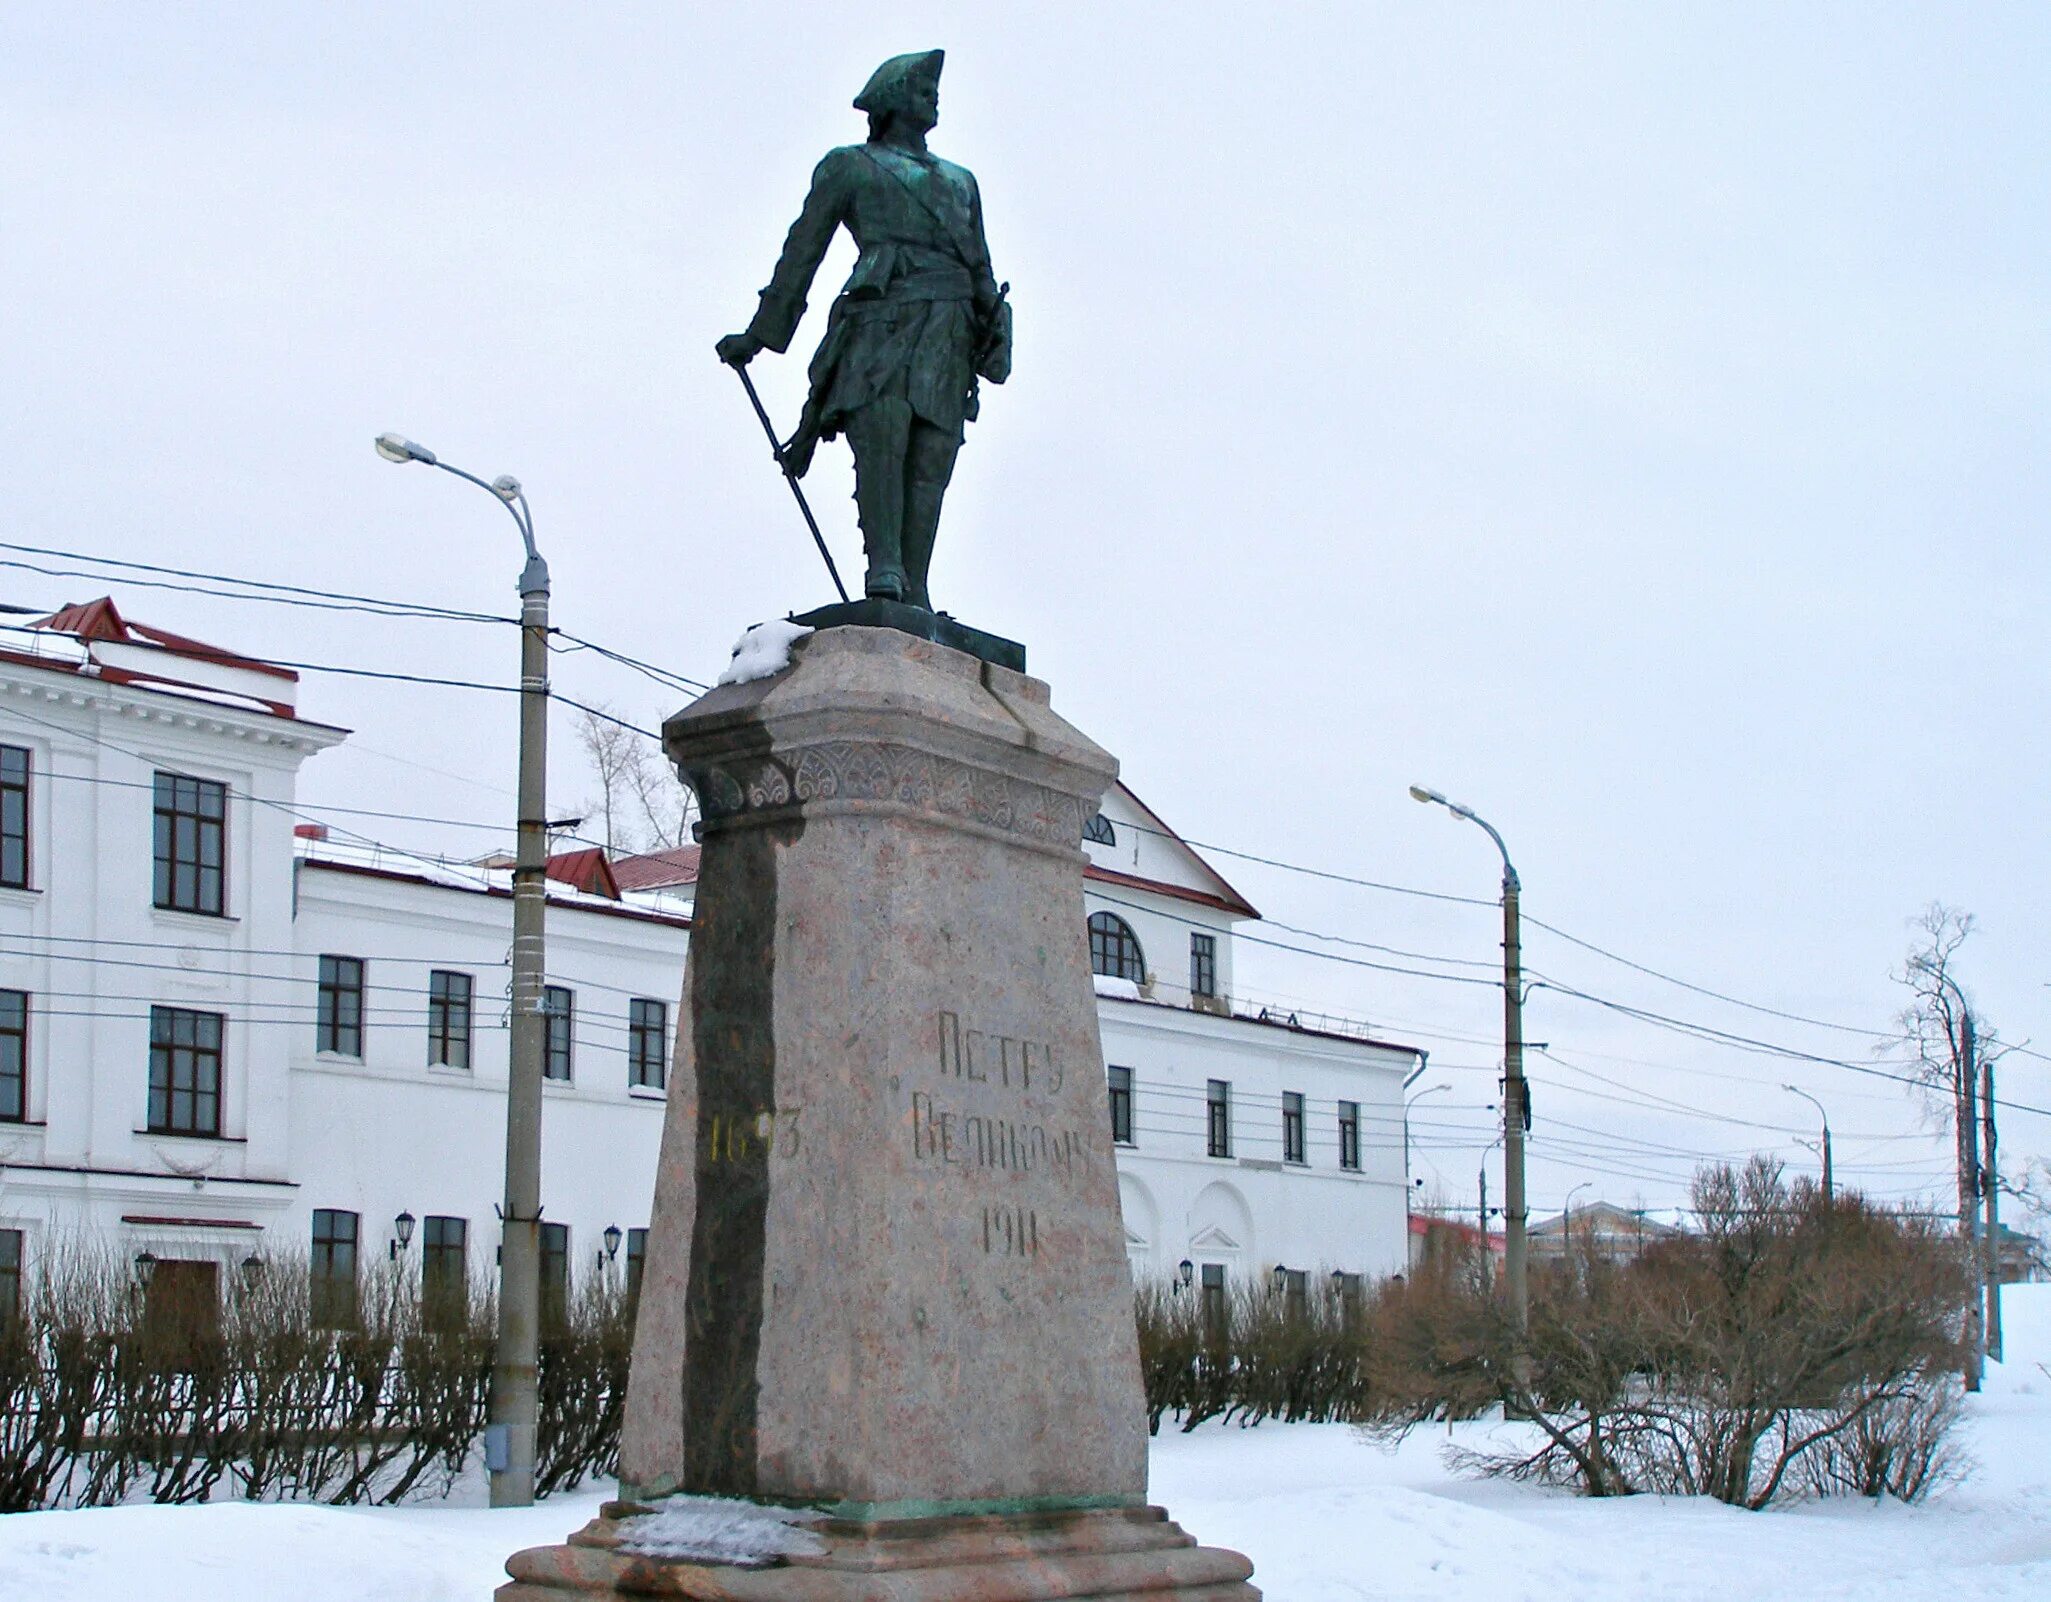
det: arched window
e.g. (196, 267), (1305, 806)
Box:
(1088, 911), (1145, 983)
(1082, 811), (1116, 846)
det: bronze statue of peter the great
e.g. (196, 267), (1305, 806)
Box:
(717, 50), (1010, 612)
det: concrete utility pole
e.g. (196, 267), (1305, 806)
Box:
(1982, 1045), (2002, 1363)
(376, 433), (550, 1505)
(1412, 786), (1529, 1334)
(1949, 983), (1985, 1391)
(1782, 1085), (1833, 1201)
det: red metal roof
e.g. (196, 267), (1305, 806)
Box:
(613, 845), (702, 891)
(545, 847), (622, 901)
(38, 596), (297, 681)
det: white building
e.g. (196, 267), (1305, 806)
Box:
(0, 598), (1419, 1320)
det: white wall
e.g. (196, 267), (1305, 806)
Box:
(285, 859), (688, 1287)
(1098, 998), (1411, 1285)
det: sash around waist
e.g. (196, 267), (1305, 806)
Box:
(843, 264), (975, 308)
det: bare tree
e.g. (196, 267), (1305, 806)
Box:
(570, 702), (694, 857)
(1894, 903), (2007, 1388)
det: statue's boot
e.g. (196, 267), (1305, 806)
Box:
(899, 420), (961, 612)
(846, 398), (912, 601)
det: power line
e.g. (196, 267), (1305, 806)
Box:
(0, 541), (511, 625)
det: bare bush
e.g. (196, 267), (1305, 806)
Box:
(1388, 1159), (1974, 1508)
(0, 1240), (633, 1510)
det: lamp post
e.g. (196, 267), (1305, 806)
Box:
(1411, 784), (1529, 1335)
(1563, 1180), (1591, 1255)
(1403, 1082), (1451, 1198)
(376, 432), (549, 1507)
(1781, 1085), (1833, 1202)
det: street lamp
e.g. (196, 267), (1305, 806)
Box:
(1781, 1085), (1834, 1202)
(377, 430), (549, 1508)
(1563, 1181), (1591, 1253)
(1411, 783), (1529, 1336)
(1403, 1081), (1452, 1198)
(1175, 1258), (1194, 1295)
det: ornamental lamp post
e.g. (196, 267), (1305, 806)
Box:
(375, 431), (550, 1508)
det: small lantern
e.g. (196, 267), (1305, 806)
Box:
(240, 1252), (264, 1288)
(1176, 1258), (1194, 1293)
(603, 1223), (623, 1262)
(391, 1209), (416, 1260)
(134, 1249), (158, 1288)
(1272, 1263), (1288, 1293)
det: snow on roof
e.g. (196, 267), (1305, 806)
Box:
(295, 836), (688, 929)
(9, 595), (303, 719)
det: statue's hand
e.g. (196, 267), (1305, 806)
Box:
(778, 429), (818, 480)
(716, 332), (764, 367)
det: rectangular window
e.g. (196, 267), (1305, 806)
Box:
(629, 998), (667, 1090)
(1338, 1100), (1360, 1171)
(625, 1227), (648, 1305)
(422, 1215), (467, 1330)
(0, 1228), (21, 1327)
(310, 1209), (359, 1327)
(148, 1006), (223, 1136)
(316, 956), (364, 1057)
(1206, 1079), (1231, 1158)
(0, 744), (28, 890)
(1189, 931), (1217, 999)
(1282, 1091), (1306, 1164)
(542, 985), (573, 1082)
(0, 989), (25, 1123)
(152, 771), (226, 915)
(1283, 1267), (1308, 1320)
(428, 970), (473, 1069)
(1107, 1064), (1134, 1145)
(1200, 1262), (1227, 1340)
(540, 1221), (570, 1329)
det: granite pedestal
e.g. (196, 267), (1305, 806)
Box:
(499, 625), (1256, 1600)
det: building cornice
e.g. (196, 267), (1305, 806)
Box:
(0, 656), (348, 756)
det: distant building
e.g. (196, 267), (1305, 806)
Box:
(1407, 1212), (1504, 1272)
(1527, 1200), (1679, 1262)
(0, 597), (1422, 1323)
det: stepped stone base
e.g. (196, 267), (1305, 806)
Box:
(498, 1502), (1257, 1601)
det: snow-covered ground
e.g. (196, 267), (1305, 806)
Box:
(3, 1284), (2046, 1601)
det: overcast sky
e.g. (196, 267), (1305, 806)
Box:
(4, 5), (2047, 1223)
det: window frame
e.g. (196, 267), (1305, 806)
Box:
(428, 970), (474, 1069)
(148, 1005), (223, 1137)
(1282, 1090), (1306, 1165)
(0, 1227), (20, 1328)
(0, 988), (25, 1124)
(0, 744), (29, 891)
(1337, 1099), (1361, 1171)
(310, 1209), (360, 1328)
(1200, 1262), (1227, 1340)
(1106, 1063), (1134, 1145)
(152, 771), (227, 916)
(316, 955), (365, 1058)
(540, 1221), (570, 1329)
(1206, 1078), (1232, 1159)
(625, 1227), (648, 1305)
(1189, 931), (1217, 999)
(542, 985), (574, 1082)
(1082, 811), (1116, 846)
(628, 997), (667, 1090)
(1087, 911), (1146, 984)
(421, 1215), (468, 1329)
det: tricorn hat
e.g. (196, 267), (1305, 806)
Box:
(854, 50), (944, 117)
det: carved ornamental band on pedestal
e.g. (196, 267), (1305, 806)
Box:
(682, 740), (1088, 851)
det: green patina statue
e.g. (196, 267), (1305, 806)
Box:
(717, 50), (1010, 612)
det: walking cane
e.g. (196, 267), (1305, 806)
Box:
(727, 362), (851, 604)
